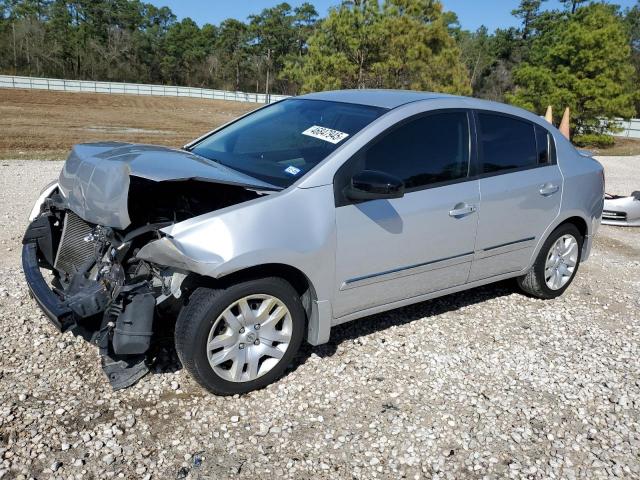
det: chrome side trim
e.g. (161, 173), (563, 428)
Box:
(333, 268), (527, 326)
(484, 236), (536, 251)
(341, 252), (474, 291)
(475, 236), (536, 260)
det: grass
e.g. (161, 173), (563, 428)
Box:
(1, 88), (638, 159)
(0, 88), (259, 160)
(580, 136), (640, 156)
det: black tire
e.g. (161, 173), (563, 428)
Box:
(517, 223), (583, 299)
(175, 277), (305, 395)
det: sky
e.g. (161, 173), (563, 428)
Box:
(148, 0), (637, 31)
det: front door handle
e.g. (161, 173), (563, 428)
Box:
(539, 183), (559, 196)
(449, 203), (477, 217)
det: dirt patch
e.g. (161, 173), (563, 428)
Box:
(0, 89), (260, 160)
(588, 136), (640, 156)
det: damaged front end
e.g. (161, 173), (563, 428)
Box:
(22, 143), (277, 389)
(23, 195), (189, 389)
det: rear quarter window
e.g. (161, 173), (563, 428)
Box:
(535, 125), (555, 165)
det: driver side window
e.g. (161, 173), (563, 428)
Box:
(362, 111), (470, 190)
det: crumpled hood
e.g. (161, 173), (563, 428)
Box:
(58, 142), (277, 229)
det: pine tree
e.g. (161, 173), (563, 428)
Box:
(286, 0), (470, 94)
(559, 0), (589, 14)
(508, 3), (636, 138)
(511, 0), (546, 40)
(626, 2), (640, 115)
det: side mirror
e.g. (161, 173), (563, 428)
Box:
(344, 170), (405, 201)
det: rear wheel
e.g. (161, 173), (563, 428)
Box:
(517, 223), (583, 299)
(175, 277), (305, 395)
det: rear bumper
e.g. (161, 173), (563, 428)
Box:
(22, 242), (73, 332)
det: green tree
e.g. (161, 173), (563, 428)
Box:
(278, 2), (318, 94)
(559, 0), (589, 14)
(285, 0), (383, 92)
(216, 18), (249, 91)
(292, 2), (318, 56)
(511, 0), (546, 40)
(508, 3), (636, 137)
(456, 26), (494, 93)
(373, 0), (470, 93)
(161, 18), (206, 84)
(287, 0), (469, 94)
(625, 2), (640, 114)
(249, 3), (297, 95)
(47, 0), (75, 77)
(133, 3), (176, 83)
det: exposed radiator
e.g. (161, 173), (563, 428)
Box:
(54, 211), (96, 275)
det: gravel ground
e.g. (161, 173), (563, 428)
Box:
(1, 157), (639, 479)
(597, 156), (640, 196)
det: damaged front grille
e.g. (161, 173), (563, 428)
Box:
(54, 211), (96, 275)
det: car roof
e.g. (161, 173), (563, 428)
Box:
(297, 89), (457, 109)
(295, 89), (554, 128)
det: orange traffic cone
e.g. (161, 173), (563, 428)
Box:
(544, 106), (553, 124)
(559, 107), (570, 140)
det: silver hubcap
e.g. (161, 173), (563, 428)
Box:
(544, 234), (578, 290)
(206, 294), (292, 382)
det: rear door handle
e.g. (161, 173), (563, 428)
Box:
(449, 203), (477, 217)
(539, 183), (559, 196)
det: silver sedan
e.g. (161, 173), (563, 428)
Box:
(23, 90), (604, 395)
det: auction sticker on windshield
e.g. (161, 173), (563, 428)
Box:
(284, 165), (301, 176)
(302, 125), (349, 144)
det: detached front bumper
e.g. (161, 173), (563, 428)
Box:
(602, 193), (640, 227)
(22, 242), (73, 332)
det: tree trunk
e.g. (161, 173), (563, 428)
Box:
(265, 48), (271, 98)
(75, 8), (82, 77)
(12, 23), (17, 73)
(26, 36), (31, 74)
(265, 67), (270, 96)
(470, 52), (482, 89)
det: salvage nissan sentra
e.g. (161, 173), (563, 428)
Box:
(23, 90), (604, 395)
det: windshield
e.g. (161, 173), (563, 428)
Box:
(191, 99), (387, 188)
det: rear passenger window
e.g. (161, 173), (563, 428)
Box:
(477, 113), (537, 173)
(362, 112), (470, 189)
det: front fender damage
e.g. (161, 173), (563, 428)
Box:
(136, 236), (224, 277)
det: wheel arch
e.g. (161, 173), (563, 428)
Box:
(559, 215), (588, 240)
(181, 263), (326, 345)
(525, 212), (593, 274)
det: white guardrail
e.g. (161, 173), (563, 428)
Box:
(1, 74), (639, 135)
(0, 74), (289, 104)
(614, 118), (640, 139)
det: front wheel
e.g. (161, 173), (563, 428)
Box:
(175, 277), (305, 395)
(517, 223), (583, 299)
